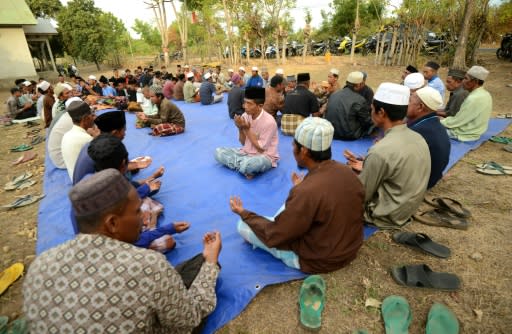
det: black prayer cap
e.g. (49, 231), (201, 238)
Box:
(297, 73), (310, 82)
(425, 61), (440, 70)
(116, 78), (125, 85)
(245, 87), (266, 101)
(406, 65), (418, 73)
(95, 110), (126, 132)
(99, 75), (109, 84)
(67, 101), (92, 119)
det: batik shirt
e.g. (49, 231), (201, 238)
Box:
(24, 234), (219, 334)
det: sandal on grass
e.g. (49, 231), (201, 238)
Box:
(475, 161), (512, 175)
(9, 144), (32, 153)
(424, 196), (471, 218)
(392, 232), (451, 258)
(0, 263), (24, 295)
(381, 295), (412, 334)
(489, 136), (512, 144)
(4, 172), (33, 191)
(426, 303), (459, 334)
(390, 264), (461, 291)
(30, 135), (44, 146)
(299, 275), (326, 330)
(11, 152), (37, 165)
(413, 209), (469, 230)
(1, 194), (45, 210)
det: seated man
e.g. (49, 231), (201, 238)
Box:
(215, 87), (279, 179)
(407, 87), (451, 189)
(327, 68), (340, 93)
(423, 61), (445, 100)
(245, 67), (264, 88)
(24, 169), (222, 333)
(324, 71), (372, 140)
(403, 72), (426, 92)
(62, 101), (97, 180)
(136, 87), (186, 135)
(263, 75), (285, 120)
(401, 64), (418, 83)
(227, 74), (244, 119)
(184, 72), (199, 103)
(173, 74), (186, 101)
(440, 66), (492, 142)
(281, 73), (319, 136)
(137, 86), (157, 117)
(437, 68), (469, 118)
(229, 117), (364, 273)
(99, 75), (117, 97)
(6, 87), (36, 120)
(199, 73), (223, 105)
(358, 72), (374, 106)
(345, 83), (431, 229)
(48, 97), (81, 169)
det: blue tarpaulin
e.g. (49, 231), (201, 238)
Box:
(36, 98), (510, 333)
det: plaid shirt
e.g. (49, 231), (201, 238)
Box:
(280, 114), (305, 136)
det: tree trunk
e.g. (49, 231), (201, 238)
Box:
(282, 36), (287, 64)
(468, 0), (489, 65)
(246, 39), (250, 63)
(275, 33), (280, 63)
(453, 0), (475, 69)
(95, 59), (100, 71)
(221, 0), (234, 65)
(302, 38), (308, 64)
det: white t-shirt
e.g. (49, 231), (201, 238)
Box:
(48, 113), (73, 169)
(61, 125), (93, 180)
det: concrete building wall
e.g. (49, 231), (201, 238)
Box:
(0, 27), (37, 81)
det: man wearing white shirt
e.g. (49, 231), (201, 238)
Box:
(61, 101), (97, 180)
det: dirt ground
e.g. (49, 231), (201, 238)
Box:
(1, 52), (511, 333)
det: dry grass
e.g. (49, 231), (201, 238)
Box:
(1, 52), (511, 333)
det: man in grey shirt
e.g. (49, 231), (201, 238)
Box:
(437, 68), (468, 117)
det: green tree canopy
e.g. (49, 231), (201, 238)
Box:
(132, 19), (162, 50)
(57, 0), (125, 69)
(330, 0), (385, 36)
(26, 0), (63, 19)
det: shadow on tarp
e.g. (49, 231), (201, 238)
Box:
(36, 98), (511, 333)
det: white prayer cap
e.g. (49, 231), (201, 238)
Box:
(65, 96), (83, 108)
(251, 66), (258, 71)
(88, 75), (97, 81)
(276, 68), (284, 75)
(22, 80), (32, 87)
(294, 117), (334, 152)
(330, 68), (339, 76)
(37, 81), (50, 92)
(228, 68), (234, 73)
(54, 84), (69, 97)
(467, 65), (489, 81)
(204, 72), (212, 80)
(184, 64), (190, 68)
(374, 82), (410, 106)
(186, 72), (194, 79)
(346, 71), (363, 84)
(415, 86), (443, 111)
(63, 83), (73, 91)
(239, 66), (246, 72)
(404, 72), (425, 90)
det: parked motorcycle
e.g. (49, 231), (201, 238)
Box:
(241, 46), (262, 58)
(265, 45), (277, 58)
(337, 36), (351, 54)
(497, 33), (512, 61)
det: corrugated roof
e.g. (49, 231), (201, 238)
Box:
(23, 18), (57, 35)
(0, 0), (37, 26)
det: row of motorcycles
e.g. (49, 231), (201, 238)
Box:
(237, 31), (452, 59)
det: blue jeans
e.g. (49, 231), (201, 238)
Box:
(215, 147), (272, 176)
(237, 204), (300, 270)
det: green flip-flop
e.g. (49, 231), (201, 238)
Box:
(9, 144), (32, 153)
(299, 275), (326, 330)
(426, 303), (459, 334)
(381, 295), (412, 334)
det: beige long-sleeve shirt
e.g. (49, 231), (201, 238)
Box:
(359, 124), (431, 228)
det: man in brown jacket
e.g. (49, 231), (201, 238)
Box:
(136, 86), (186, 132)
(230, 117), (365, 274)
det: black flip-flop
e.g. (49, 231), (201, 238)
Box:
(392, 232), (451, 258)
(413, 209), (469, 230)
(424, 196), (471, 218)
(390, 264), (461, 291)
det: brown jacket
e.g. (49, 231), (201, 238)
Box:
(147, 99), (186, 127)
(241, 160), (365, 273)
